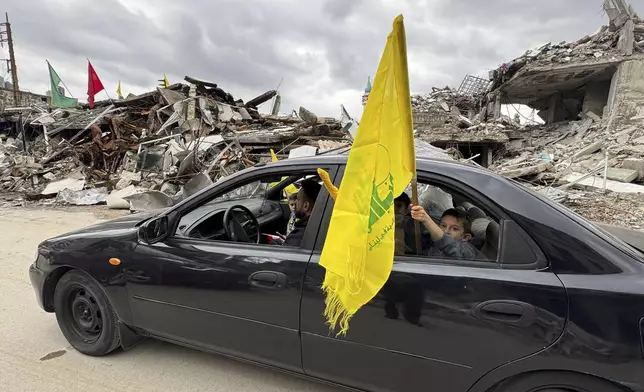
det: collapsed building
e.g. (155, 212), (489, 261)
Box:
(0, 77), (352, 209)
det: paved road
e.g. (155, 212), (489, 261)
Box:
(0, 208), (337, 392)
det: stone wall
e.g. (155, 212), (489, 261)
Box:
(0, 87), (49, 108)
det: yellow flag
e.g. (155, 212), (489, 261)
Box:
(163, 74), (170, 88)
(270, 149), (299, 195)
(116, 81), (123, 99)
(319, 15), (416, 336)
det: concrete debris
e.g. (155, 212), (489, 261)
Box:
(57, 187), (109, 206)
(106, 185), (140, 210)
(0, 81), (350, 210)
(562, 172), (644, 193)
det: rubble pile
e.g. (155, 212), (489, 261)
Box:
(491, 17), (644, 89)
(0, 77), (351, 209)
(411, 86), (482, 115)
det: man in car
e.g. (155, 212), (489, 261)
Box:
(283, 179), (321, 247)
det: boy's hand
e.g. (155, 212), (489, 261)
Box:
(410, 205), (431, 224)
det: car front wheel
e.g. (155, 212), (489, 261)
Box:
(53, 270), (120, 356)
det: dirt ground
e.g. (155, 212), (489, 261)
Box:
(0, 207), (335, 392)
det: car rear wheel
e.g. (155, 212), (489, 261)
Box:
(494, 371), (625, 392)
(53, 270), (120, 356)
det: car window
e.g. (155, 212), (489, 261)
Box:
(174, 169), (326, 249)
(314, 174), (503, 264)
(394, 180), (500, 263)
(517, 182), (644, 263)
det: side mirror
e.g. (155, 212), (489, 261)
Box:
(139, 216), (169, 244)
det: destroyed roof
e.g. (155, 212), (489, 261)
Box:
(491, 0), (644, 103)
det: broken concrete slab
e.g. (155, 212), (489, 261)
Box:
(115, 170), (142, 190)
(623, 158), (644, 179)
(41, 175), (85, 196)
(606, 167), (639, 182)
(562, 173), (644, 193)
(187, 135), (224, 152)
(124, 191), (175, 212)
(299, 107), (318, 125)
(501, 162), (553, 179)
(288, 145), (318, 159)
(216, 103), (235, 122)
(106, 185), (139, 209)
(632, 135), (644, 144)
(574, 141), (603, 159)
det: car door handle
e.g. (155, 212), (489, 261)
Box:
(473, 300), (536, 327)
(248, 271), (287, 290)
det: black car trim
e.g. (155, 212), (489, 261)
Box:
(132, 295), (299, 332)
(302, 332), (473, 369)
(164, 236), (316, 257)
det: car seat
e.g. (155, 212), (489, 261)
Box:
(480, 221), (500, 261)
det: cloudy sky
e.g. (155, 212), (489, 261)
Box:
(1, 0), (642, 118)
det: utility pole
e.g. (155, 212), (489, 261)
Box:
(0, 13), (20, 106)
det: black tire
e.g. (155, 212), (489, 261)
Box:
(495, 371), (625, 392)
(53, 270), (120, 356)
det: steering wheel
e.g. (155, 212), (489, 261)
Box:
(223, 205), (261, 244)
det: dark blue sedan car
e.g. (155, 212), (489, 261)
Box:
(30, 155), (644, 392)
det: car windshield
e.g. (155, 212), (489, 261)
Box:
(514, 181), (644, 263)
(214, 180), (270, 202)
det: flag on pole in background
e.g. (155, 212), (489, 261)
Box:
(318, 15), (416, 336)
(159, 74), (170, 88)
(87, 60), (105, 108)
(116, 81), (123, 99)
(46, 61), (78, 108)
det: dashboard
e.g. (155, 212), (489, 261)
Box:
(176, 198), (286, 241)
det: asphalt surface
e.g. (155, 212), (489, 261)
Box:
(0, 207), (337, 392)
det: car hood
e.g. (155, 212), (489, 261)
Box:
(48, 211), (161, 241)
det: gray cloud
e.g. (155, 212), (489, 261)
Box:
(2, 0), (643, 118)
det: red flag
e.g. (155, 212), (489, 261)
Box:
(87, 60), (105, 108)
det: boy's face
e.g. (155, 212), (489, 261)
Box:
(288, 197), (297, 212)
(439, 215), (472, 241)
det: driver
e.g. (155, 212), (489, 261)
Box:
(283, 179), (321, 247)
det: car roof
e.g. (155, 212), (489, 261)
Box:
(262, 153), (501, 180)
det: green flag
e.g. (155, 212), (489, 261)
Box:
(47, 61), (78, 108)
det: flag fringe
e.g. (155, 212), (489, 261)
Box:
(322, 278), (352, 337)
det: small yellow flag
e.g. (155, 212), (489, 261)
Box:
(116, 81), (123, 99)
(270, 149), (299, 195)
(163, 74), (170, 88)
(319, 15), (416, 336)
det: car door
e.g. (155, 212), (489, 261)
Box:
(126, 163), (337, 372)
(300, 167), (568, 392)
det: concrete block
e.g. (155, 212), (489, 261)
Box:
(562, 173), (644, 193)
(574, 141), (603, 158)
(633, 135), (644, 144)
(623, 158), (644, 179)
(606, 167), (639, 183)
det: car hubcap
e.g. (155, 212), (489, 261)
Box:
(69, 288), (102, 342)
